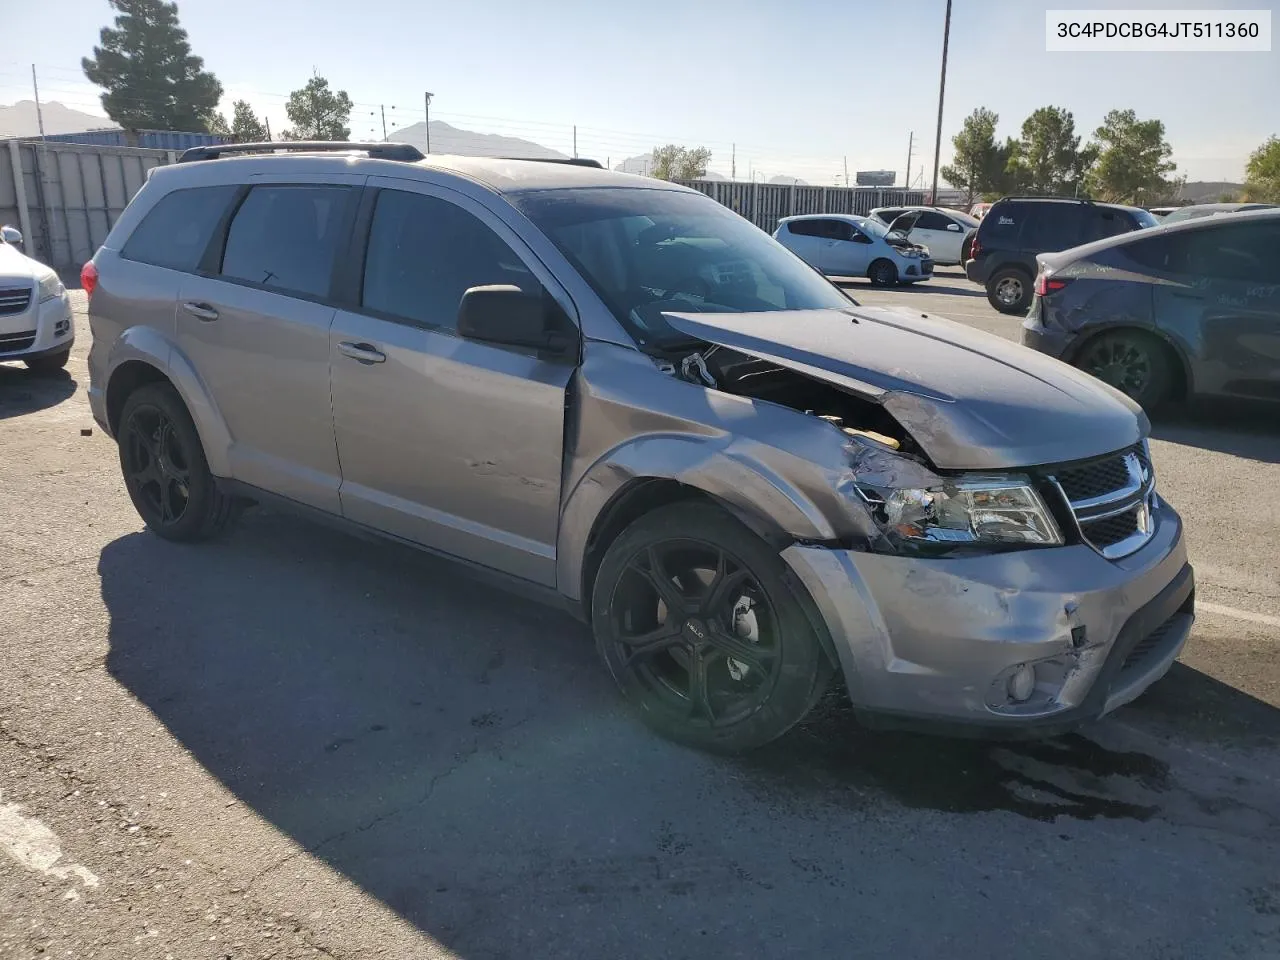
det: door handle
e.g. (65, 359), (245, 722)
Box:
(182, 301), (219, 321)
(1172, 290), (1206, 301)
(337, 341), (387, 364)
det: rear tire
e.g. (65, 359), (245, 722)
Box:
(24, 349), (70, 375)
(868, 259), (898, 286)
(1074, 330), (1176, 410)
(117, 382), (240, 542)
(987, 267), (1033, 314)
(591, 502), (833, 753)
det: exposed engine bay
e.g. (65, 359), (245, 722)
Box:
(661, 343), (925, 460)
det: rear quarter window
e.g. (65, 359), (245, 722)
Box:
(120, 185), (238, 272)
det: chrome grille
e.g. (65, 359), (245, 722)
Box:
(0, 286), (33, 316)
(1051, 443), (1156, 559)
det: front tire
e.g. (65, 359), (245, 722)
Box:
(987, 267), (1032, 314)
(117, 383), (240, 542)
(591, 502), (833, 753)
(25, 349), (70, 375)
(868, 259), (898, 286)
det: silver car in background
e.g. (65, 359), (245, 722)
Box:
(86, 142), (1193, 752)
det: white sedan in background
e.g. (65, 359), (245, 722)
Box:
(0, 226), (75, 374)
(773, 214), (934, 285)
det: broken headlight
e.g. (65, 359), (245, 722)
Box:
(863, 477), (1063, 547)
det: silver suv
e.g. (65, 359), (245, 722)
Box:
(86, 142), (1194, 752)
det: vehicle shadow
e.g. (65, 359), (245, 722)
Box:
(0, 364), (77, 419)
(1151, 399), (1280, 464)
(100, 512), (1280, 957)
(834, 273), (986, 298)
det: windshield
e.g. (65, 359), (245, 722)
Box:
(859, 217), (888, 237)
(1132, 209), (1161, 229)
(514, 187), (853, 349)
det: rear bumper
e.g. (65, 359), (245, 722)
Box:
(781, 496), (1192, 736)
(964, 258), (986, 284)
(1021, 310), (1076, 360)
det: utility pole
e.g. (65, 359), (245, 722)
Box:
(904, 130), (913, 190)
(264, 117), (272, 141)
(843, 156), (849, 188)
(929, 0), (953, 205)
(573, 125), (577, 159)
(31, 65), (46, 141)
(380, 105), (388, 141)
(423, 92), (433, 153)
(731, 143), (736, 181)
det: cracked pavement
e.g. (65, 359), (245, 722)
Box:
(1, 283), (1278, 959)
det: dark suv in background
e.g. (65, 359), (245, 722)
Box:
(966, 197), (1159, 314)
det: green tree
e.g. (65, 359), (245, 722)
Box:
(939, 108), (1011, 204)
(208, 112), (230, 136)
(650, 144), (712, 180)
(1243, 135), (1280, 202)
(1087, 109), (1182, 204)
(282, 75), (352, 141)
(82, 0), (223, 133)
(1006, 106), (1095, 195)
(230, 100), (268, 142)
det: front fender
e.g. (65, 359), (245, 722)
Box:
(556, 433), (849, 603)
(106, 326), (234, 478)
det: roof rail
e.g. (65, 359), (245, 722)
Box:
(994, 194), (1094, 204)
(177, 141), (425, 163)
(495, 156), (604, 169)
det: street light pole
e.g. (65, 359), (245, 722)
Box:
(423, 92), (434, 153)
(929, 0), (953, 204)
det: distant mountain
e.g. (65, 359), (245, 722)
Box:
(0, 100), (117, 138)
(388, 120), (567, 160)
(1179, 181), (1245, 202)
(768, 175), (809, 186)
(613, 153), (727, 180)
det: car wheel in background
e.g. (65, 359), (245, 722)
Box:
(591, 502), (833, 753)
(1074, 330), (1175, 410)
(868, 259), (898, 286)
(987, 267), (1033, 314)
(117, 383), (241, 542)
(24, 349), (71, 375)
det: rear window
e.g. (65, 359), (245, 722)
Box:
(121, 185), (237, 272)
(977, 202), (1028, 243)
(219, 185), (350, 298)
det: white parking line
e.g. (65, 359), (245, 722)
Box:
(0, 791), (100, 888)
(1197, 601), (1280, 631)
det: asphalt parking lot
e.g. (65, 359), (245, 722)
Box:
(2, 276), (1278, 959)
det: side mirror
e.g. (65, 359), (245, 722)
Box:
(0, 225), (22, 247)
(946, 223), (962, 232)
(457, 285), (575, 356)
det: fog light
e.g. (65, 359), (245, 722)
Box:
(1008, 664), (1036, 702)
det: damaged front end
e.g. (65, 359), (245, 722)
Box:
(657, 339), (1067, 559)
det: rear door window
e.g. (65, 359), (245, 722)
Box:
(787, 219), (826, 237)
(121, 185), (238, 272)
(913, 211), (953, 231)
(1020, 205), (1082, 251)
(219, 185), (351, 298)
(828, 220), (856, 241)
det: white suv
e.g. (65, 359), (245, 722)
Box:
(0, 227), (75, 373)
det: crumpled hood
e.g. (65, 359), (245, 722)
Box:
(664, 305), (1148, 470)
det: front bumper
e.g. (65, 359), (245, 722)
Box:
(782, 496), (1192, 735)
(0, 292), (74, 361)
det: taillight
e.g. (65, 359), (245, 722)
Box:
(80, 260), (98, 298)
(1034, 272), (1069, 297)
(970, 236), (981, 260)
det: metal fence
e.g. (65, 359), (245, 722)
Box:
(1, 140), (173, 274)
(1, 140), (932, 275)
(674, 179), (927, 234)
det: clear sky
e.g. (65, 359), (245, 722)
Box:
(2, 0), (1277, 184)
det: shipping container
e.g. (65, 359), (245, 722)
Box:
(34, 129), (231, 150)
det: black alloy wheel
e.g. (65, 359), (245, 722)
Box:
(592, 503), (832, 752)
(868, 259), (898, 286)
(1075, 330), (1174, 410)
(117, 383), (241, 541)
